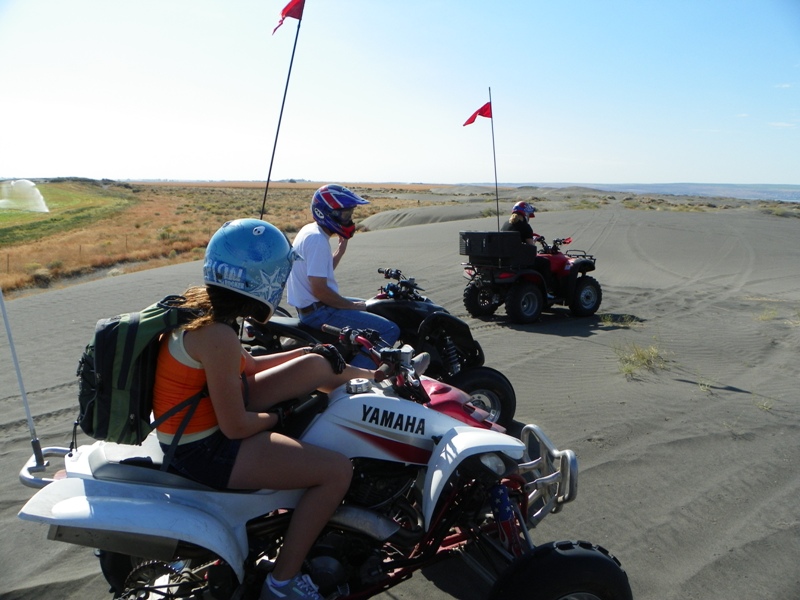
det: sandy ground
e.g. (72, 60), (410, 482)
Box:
(1, 189), (799, 599)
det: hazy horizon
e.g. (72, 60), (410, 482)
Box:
(4, 177), (798, 204)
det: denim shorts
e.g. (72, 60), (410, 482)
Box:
(160, 429), (242, 490)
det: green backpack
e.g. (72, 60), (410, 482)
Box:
(75, 295), (204, 449)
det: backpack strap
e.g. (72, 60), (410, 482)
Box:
(156, 369), (249, 472)
(151, 388), (206, 472)
(117, 312), (140, 389)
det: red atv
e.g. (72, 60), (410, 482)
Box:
(460, 231), (602, 324)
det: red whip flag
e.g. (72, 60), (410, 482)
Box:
(463, 101), (492, 126)
(273, 0), (305, 34)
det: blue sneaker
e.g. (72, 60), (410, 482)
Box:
(260, 573), (322, 600)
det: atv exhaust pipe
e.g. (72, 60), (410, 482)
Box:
(329, 505), (422, 547)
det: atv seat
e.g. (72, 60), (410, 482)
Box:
(87, 393), (327, 492)
(88, 435), (215, 490)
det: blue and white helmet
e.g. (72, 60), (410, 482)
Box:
(311, 184), (369, 239)
(203, 219), (296, 319)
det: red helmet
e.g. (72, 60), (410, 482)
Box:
(512, 201), (536, 218)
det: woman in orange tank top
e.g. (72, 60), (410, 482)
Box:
(153, 219), (379, 600)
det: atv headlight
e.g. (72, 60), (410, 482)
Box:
(479, 453), (507, 476)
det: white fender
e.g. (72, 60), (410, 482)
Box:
(19, 476), (303, 581)
(422, 426), (525, 529)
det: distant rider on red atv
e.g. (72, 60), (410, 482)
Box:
(501, 201), (540, 244)
(501, 202), (555, 292)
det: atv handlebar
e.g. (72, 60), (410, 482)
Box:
(320, 323), (425, 389)
(319, 323), (390, 377)
(378, 267), (403, 280)
(320, 323), (380, 347)
(536, 236), (572, 254)
(377, 268), (425, 297)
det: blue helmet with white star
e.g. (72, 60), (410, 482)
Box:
(203, 219), (296, 320)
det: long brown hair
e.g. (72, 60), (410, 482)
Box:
(180, 285), (268, 331)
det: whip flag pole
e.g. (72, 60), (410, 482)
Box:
(2, 181), (50, 469)
(260, 0), (306, 220)
(0, 183), (49, 469)
(463, 87), (500, 231)
(0, 292), (45, 469)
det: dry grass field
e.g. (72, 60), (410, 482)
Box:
(0, 179), (441, 295)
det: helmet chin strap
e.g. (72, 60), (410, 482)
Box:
(246, 304), (273, 325)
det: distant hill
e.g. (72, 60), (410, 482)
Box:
(504, 183), (800, 203)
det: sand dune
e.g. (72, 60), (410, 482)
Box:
(2, 192), (799, 599)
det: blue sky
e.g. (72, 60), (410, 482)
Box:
(1, 0), (798, 185)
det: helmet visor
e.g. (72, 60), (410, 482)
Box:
(334, 208), (355, 224)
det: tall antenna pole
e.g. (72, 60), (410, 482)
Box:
(488, 87), (501, 232)
(260, 12), (304, 220)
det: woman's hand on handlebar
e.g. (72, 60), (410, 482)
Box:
(308, 344), (347, 374)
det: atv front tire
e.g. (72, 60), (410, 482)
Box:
(489, 540), (633, 600)
(569, 275), (602, 317)
(447, 366), (516, 428)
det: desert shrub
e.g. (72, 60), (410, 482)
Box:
(615, 341), (668, 379)
(32, 268), (52, 287)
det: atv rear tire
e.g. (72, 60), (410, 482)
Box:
(505, 282), (543, 324)
(447, 366), (516, 428)
(463, 281), (500, 317)
(489, 540), (632, 600)
(569, 276), (602, 317)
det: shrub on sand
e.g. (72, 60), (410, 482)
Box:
(614, 341), (668, 379)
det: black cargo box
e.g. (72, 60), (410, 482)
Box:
(459, 231), (518, 257)
(459, 231), (537, 267)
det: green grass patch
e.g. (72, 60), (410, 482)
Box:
(0, 180), (134, 246)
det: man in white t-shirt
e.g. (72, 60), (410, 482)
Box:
(287, 184), (399, 368)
